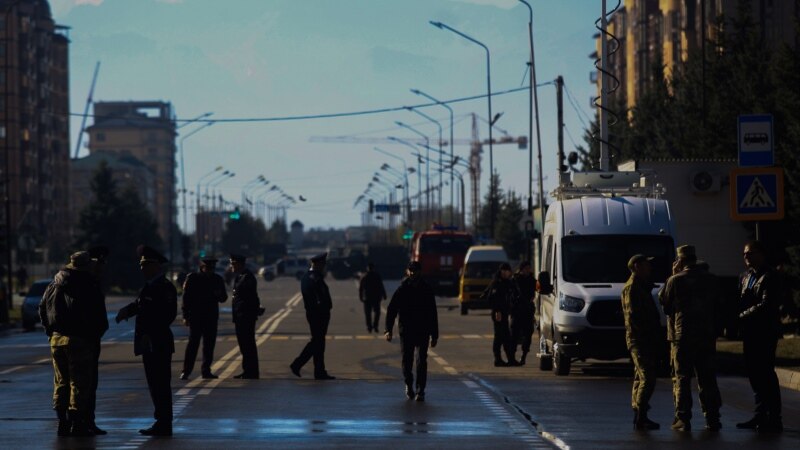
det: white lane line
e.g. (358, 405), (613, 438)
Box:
(0, 357), (52, 375)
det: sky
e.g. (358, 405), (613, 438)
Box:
(52, 0), (602, 231)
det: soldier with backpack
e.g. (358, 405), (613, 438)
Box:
(39, 251), (108, 437)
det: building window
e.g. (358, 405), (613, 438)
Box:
(96, 132), (105, 142)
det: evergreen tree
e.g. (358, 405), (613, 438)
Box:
(476, 173), (503, 240)
(220, 212), (268, 257)
(74, 161), (163, 291)
(495, 191), (526, 260)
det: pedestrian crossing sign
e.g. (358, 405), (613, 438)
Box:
(730, 167), (784, 221)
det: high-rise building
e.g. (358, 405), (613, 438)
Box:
(0, 0), (70, 262)
(86, 101), (177, 245)
(592, 0), (799, 110)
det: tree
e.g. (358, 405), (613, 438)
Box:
(476, 173), (503, 240)
(495, 191), (526, 261)
(220, 212), (268, 257)
(73, 161), (163, 291)
(267, 218), (289, 245)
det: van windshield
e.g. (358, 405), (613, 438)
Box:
(562, 235), (674, 283)
(464, 261), (502, 279)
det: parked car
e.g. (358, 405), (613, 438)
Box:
(21, 279), (51, 332)
(458, 245), (508, 315)
(259, 256), (308, 281)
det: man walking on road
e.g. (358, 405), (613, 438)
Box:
(736, 240), (784, 433)
(359, 262), (387, 333)
(659, 245), (722, 432)
(230, 254), (262, 380)
(290, 252), (335, 380)
(385, 261), (438, 402)
(180, 257), (228, 380)
(115, 245), (177, 437)
(40, 251), (108, 437)
(621, 254), (662, 431)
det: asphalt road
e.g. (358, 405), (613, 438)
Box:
(1, 276), (797, 449)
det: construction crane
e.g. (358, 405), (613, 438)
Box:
(310, 113), (527, 231)
(73, 61), (101, 159)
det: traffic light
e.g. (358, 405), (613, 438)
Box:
(229, 208), (241, 220)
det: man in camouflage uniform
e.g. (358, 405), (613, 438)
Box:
(621, 254), (662, 430)
(659, 245), (722, 432)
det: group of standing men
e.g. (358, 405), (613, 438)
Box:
(481, 261), (537, 367)
(622, 241), (783, 433)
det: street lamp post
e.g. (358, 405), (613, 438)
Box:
(373, 147), (412, 230)
(406, 107), (444, 223)
(519, 0), (546, 260)
(430, 20), (495, 238)
(411, 89), (455, 227)
(388, 136), (425, 224)
(179, 120), (214, 232)
(394, 123), (431, 226)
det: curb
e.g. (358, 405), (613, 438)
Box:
(776, 367), (800, 392)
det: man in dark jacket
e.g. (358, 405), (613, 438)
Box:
(736, 241), (783, 433)
(512, 261), (536, 365)
(485, 263), (520, 367)
(40, 251), (107, 437)
(86, 245), (110, 435)
(180, 257), (228, 380)
(115, 245), (177, 437)
(230, 254), (262, 380)
(385, 261), (438, 401)
(359, 262), (387, 333)
(290, 252), (335, 380)
(181, 258), (228, 380)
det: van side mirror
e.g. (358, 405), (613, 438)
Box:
(536, 271), (553, 295)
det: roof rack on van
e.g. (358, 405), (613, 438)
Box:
(553, 171), (665, 201)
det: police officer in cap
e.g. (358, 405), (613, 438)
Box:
(290, 252), (335, 380)
(115, 245), (177, 437)
(230, 254), (263, 379)
(180, 257), (228, 380)
(385, 261), (438, 401)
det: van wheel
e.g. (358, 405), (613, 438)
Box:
(460, 304), (469, 315)
(553, 349), (571, 376)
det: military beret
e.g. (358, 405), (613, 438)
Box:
(138, 245), (168, 264)
(676, 245), (696, 259)
(407, 261), (422, 272)
(627, 254), (654, 271)
(229, 254), (246, 263)
(310, 252), (328, 263)
(200, 257), (219, 266)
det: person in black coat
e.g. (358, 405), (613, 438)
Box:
(736, 241), (784, 433)
(290, 252), (335, 380)
(230, 254), (262, 379)
(484, 262), (520, 367)
(359, 262), (387, 333)
(180, 257), (228, 380)
(511, 261), (536, 365)
(115, 245), (177, 437)
(385, 261), (439, 401)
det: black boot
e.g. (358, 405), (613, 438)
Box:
(519, 351), (528, 365)
(70, 413), (94, 437)
(494, 358), (508, 367)
(633, 409), (660, 431)
(56, 410), (71, 437)
(736, 415), (764, 430)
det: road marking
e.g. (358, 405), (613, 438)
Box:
(462, 334), (481, 339)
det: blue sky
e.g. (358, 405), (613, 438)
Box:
(53, 0), (601, 230)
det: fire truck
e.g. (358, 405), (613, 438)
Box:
(410, 226), (474, 295)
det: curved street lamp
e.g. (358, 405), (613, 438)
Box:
(430, 20), (495, 238)
(406, 107), (444, 223)
(411, 88), (455, 226)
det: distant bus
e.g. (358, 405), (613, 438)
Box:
(410, 227), (474, 295)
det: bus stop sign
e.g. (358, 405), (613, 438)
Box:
(738, 114), (774, 167)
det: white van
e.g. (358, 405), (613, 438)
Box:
(458, 245), (509, 315)
(536, 173), (674, 375)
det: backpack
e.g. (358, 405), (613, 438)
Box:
(39, 281), (76, 336)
